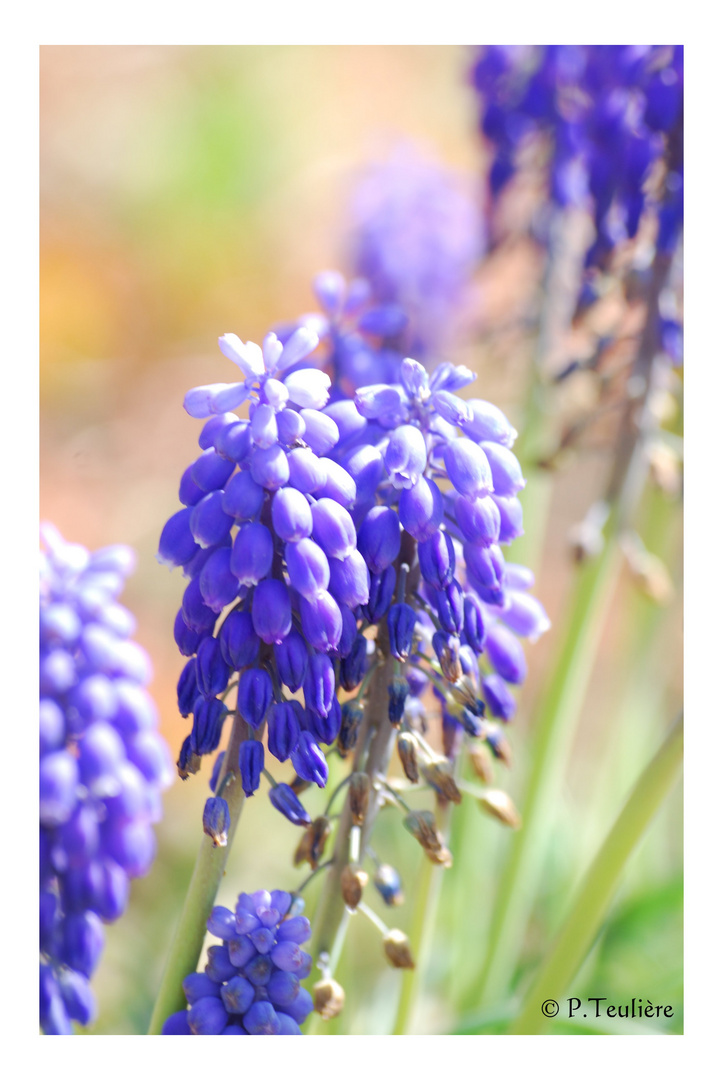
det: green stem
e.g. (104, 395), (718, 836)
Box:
(392, 800), (451, 1035)
(474, 523), (623, 1007)
(147, 714), (249, 1034)
(508, 713), (683, 1034)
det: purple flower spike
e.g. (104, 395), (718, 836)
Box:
(285, 538), (330, 599)
(357, 505), (402, 573)
(230, 522), (274, 587)
(299, 590), (343, 653)
(239, 740), (264, 797)
(485, 623), (528, 684)
(272, 487), (313, 542)
(398, 476), (444, 542)
(444, 439), (494, 500)
(384, 424), (428, 488)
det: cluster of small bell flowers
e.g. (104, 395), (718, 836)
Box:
(161, 890), (313, 1034)
(333, 357), (547, 835)
(470, 45), (683, 270)
(39, 524), (172, 1035)
(158, 326), (371, 823)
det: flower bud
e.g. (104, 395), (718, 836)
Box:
(421, 757), (462, 804)
(294, 815), (332, 870)
(357, 506), (402, 573)
(203, 796), (230, 846)
(485, 624), (527, 684)
(482, 673), (517, 721)
(444, 438), (493, 499)
(432, 631), (462, 683)
(340, 864), (368, 910)
(239, 739), (264, 796)
(338, 701), (363, 756)
(396, 732), (419, 783)
(373, 863), (404, 906)
(387, 602), (417, 661)
(469, 743), (495, 784)
(218, 610), (260, 671)
(177, 735), (201, 779)
(237, 667), (273, 729)
(479, 789), (521, 828)
(267, 701), (300, 762)
(230, 522), (273, 586)
(313, 977), (346, 1020)
(398, 476), (444, 542)
(252, 578), (292, 644)
(388, 676), (409, 725)
(418, 530), (456, 588)
(363, 565), (396, 622)
(383, 929), (415, 969)
(290, 730), (328, 788)
(268, 783), (311, 826)
(349, 772), (371, 826)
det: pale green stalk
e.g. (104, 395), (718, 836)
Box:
(147, 714), (248, 1034)
(509, 713), (683, 1034)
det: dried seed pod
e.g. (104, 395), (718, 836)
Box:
(425, 844), (453, 868)
(420, 757), (462, 804)
(485, 727), (513, 768)
(396, 732), (419, 784)
(448, 675), (479, 711)
(403, 809), (444, 854)
(349, 772), (371, 826)
(338, 701), (363, 757)
(340, 864), (368, 910)
(468, 743), (495, 784)
(291, 774), (311, 795)
(313, 977), (346, 1020)
(294, 815), (332, 869)
(383, 929), (415, 969)
(479, 789), (522, 828)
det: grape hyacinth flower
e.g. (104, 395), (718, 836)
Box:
(39, 524), (172, 1034)
(161, 890), (313, 1035)
(158, 323), (364, 830)
(471, 45), (683, 270)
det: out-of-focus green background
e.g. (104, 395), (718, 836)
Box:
(40, 45), (682, 1035)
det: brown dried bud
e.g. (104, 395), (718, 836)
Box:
(425, 844), (453, 868)
(647, 441), (681, 496)
(396, 732), (419, 784)
(340, 864), (368, 910)
(349, 772), (371, 826)
(383, 929), (415, 969)
(479, 789), (522, 829)
(313, 977), (346, 1020)
(468, 743), (495, 784)
(293, 826), (313, 868)
(420, 757), (462, 805)
(177, 748), (201, 781)
(403, 809), (444, 854)
(294, 816), (331, 869)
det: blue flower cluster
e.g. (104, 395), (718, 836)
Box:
(471, 45), (683, 268)
(348, 144), (482, 358)
(158, 328), (372, 817)
(337, 356), (548, 763)
(39, 524), (171, 1034)
(162, 890), (313, 1034)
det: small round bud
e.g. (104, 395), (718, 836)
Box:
(383, 929), (415, 969)
(313, 977), (345, 1020)
(340, 864), (368, 910)
(479, 789), (522, 828)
